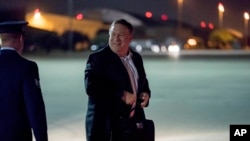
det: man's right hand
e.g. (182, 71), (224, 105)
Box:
(121, 91), (136, 106)
(122, 91), (137, 118)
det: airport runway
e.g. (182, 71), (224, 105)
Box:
(25, 51), (250, 141)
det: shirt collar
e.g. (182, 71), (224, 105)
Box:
(0, 47), (16, 51)
(120, 51), (133, 60)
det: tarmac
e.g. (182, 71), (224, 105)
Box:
(25, 49), (250, 141)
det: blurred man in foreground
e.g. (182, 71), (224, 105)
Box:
(0, 21), (48, 141)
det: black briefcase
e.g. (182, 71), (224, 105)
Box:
(136, 119), (155, 141)
(119, 118), (155, 141)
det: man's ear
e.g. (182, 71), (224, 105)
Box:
(19, 34), (23, 43)
(16, 34), (24, 54)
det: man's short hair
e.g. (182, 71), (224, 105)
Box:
(110, 19), (134, 35)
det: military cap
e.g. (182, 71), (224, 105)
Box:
(0, 21), (28, 33)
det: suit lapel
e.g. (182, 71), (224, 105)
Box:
(105, 47), (136, 93)
(106, 47), (128, 73)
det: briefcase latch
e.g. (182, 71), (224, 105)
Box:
(136, 122), (144, 129)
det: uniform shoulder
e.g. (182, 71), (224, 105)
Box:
(21, 56), (36, 64)
(19, 56), (38, 69)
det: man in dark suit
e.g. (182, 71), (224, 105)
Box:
(84, 19), (151, 141)
(0, 21), (48, 141)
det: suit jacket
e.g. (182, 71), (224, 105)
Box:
(84, 46), (151, 140)
(0, 49), (48, 141)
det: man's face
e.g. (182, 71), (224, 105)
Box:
(108, 23), (132, 55)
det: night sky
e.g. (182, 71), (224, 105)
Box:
(1, 0), (250, 33)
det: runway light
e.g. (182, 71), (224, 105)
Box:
(218, 3), (224, 12)
(145, 11), (153, 18)
(200, 21), (206, 28)
(133, 45), (142, 52)
(168, 44), (180, 53)
(187, 38), (197, 46)
(76, 13), (84, 20)
(151, 45), (160, 53)
(161, 14), (168, 21)
(244, 12), (249, 20)
(27, 8), (53, 31)
(161, 45), (167, 52)
(34, 8), (41, 19)
(208, 23), (214, 29)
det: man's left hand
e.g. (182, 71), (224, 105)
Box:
(140, 92), (150, 108)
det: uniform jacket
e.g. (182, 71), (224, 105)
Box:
(0, 49), (48, 141)
(84, 46), (151, 140)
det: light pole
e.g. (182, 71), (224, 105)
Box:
(68, 0), (73, 51)
(177, 0), (183, 35)
(244, 12), (249, 47)
(218, 2), (224, 28)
